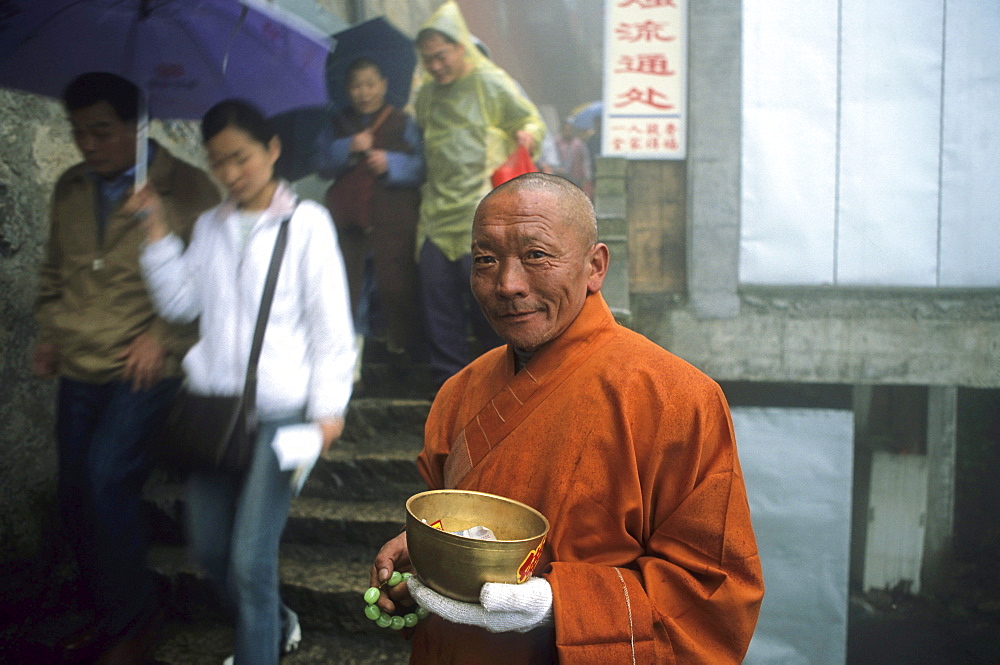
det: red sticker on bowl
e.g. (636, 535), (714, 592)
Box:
(517, 538), (545, 583)
(429, 519), (444, 530)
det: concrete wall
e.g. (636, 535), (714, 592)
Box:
(663, 290), (1000, 389)
(0, 90), (74, 573)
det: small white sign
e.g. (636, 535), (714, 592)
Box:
(603, 0), (687, 159)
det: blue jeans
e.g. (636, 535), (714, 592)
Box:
(55, 376), (180, 638)
(418, 241), (503, 386)
(185, 413), (302, 665)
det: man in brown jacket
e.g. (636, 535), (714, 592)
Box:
(31, 72), (219, 664)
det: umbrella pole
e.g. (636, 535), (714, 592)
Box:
(136, 95), (148, 190)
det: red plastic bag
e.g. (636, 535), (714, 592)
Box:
(491, 145), (537, 188)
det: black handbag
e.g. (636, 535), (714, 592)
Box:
(159, 214), (292, 475)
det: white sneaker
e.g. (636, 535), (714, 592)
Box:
(222, 657), (233, 665)
(281, 615), (302, 655)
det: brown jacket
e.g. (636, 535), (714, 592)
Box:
(35, 143), (220, 383)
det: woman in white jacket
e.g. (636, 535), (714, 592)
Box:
(131, 99), (356, 665)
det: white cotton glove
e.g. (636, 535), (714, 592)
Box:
(408, 576), (553, 633)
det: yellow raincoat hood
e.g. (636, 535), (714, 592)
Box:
(418, 0), (485, 73)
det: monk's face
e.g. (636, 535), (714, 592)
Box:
(471, 187), (608, 352)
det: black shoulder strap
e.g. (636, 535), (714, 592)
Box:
(242, 204), (295, 410)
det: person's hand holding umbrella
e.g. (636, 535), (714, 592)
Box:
(122, 184), (169, 244)
(516, 129), (537, 154)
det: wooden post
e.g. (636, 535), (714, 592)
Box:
(626, 160), (687, 296)
(922, 386), (958, 594)
(593, 157), (631, 321)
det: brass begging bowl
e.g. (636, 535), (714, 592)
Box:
(405, 489), (550, 603)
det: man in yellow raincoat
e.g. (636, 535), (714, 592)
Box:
(414, 1), (545, 389)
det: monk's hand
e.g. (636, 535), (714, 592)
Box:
(119, 331), (165, 391)
(370, 531), (415, 614)
(407, 576), (553, 633)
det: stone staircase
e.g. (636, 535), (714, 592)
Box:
(148, 372), (433, 664)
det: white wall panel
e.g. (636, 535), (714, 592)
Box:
(862, 452), (928, 594)
(939, 0), (1000, 287)
(741, 0), (838, 285)
(836, 0), (943, 286)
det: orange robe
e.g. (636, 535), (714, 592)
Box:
(409, 293), (764, 664)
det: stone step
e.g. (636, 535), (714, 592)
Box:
(147, 397), (427, 502)
(302, 453), (425, 503)
(145, 393), (426, 664)
(151, 619), (410, 665)
(341, 397), (432, 443)
(145, 483), (411, 550)
(355, 355), (435, 401)
(281, 496), (409, 550)
(150, 542), (390, 633)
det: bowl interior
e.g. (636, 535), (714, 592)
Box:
(406, 490), (548, 543)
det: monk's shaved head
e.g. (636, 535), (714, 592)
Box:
(480, 172), (597, 249)
(471, 171), (609, 352)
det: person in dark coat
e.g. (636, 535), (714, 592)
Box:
(317, 58), (426, 379)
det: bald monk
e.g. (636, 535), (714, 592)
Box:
(369, 172), (764, 664)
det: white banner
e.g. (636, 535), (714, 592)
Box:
(602, 0), (686, 159)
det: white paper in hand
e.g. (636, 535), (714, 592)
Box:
(272, 423), (323, 470)
(271, 423), (322, 494)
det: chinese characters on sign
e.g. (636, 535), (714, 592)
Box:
(603, 0), (686, 159)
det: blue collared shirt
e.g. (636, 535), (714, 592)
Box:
(89, 143), (157, 244)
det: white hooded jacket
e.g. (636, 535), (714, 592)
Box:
(140, 182), (356, 421)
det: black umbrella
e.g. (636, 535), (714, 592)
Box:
(272, 16), (415, 181)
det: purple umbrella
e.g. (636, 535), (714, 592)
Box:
(0, 0), (332, 183)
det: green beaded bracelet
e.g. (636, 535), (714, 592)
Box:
(362, 572), (422, 630)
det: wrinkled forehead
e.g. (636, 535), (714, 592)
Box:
(476, 187), (552, 221)
(474, 189), (587, 244)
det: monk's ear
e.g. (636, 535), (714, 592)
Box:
(586, 243), (609, 294)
